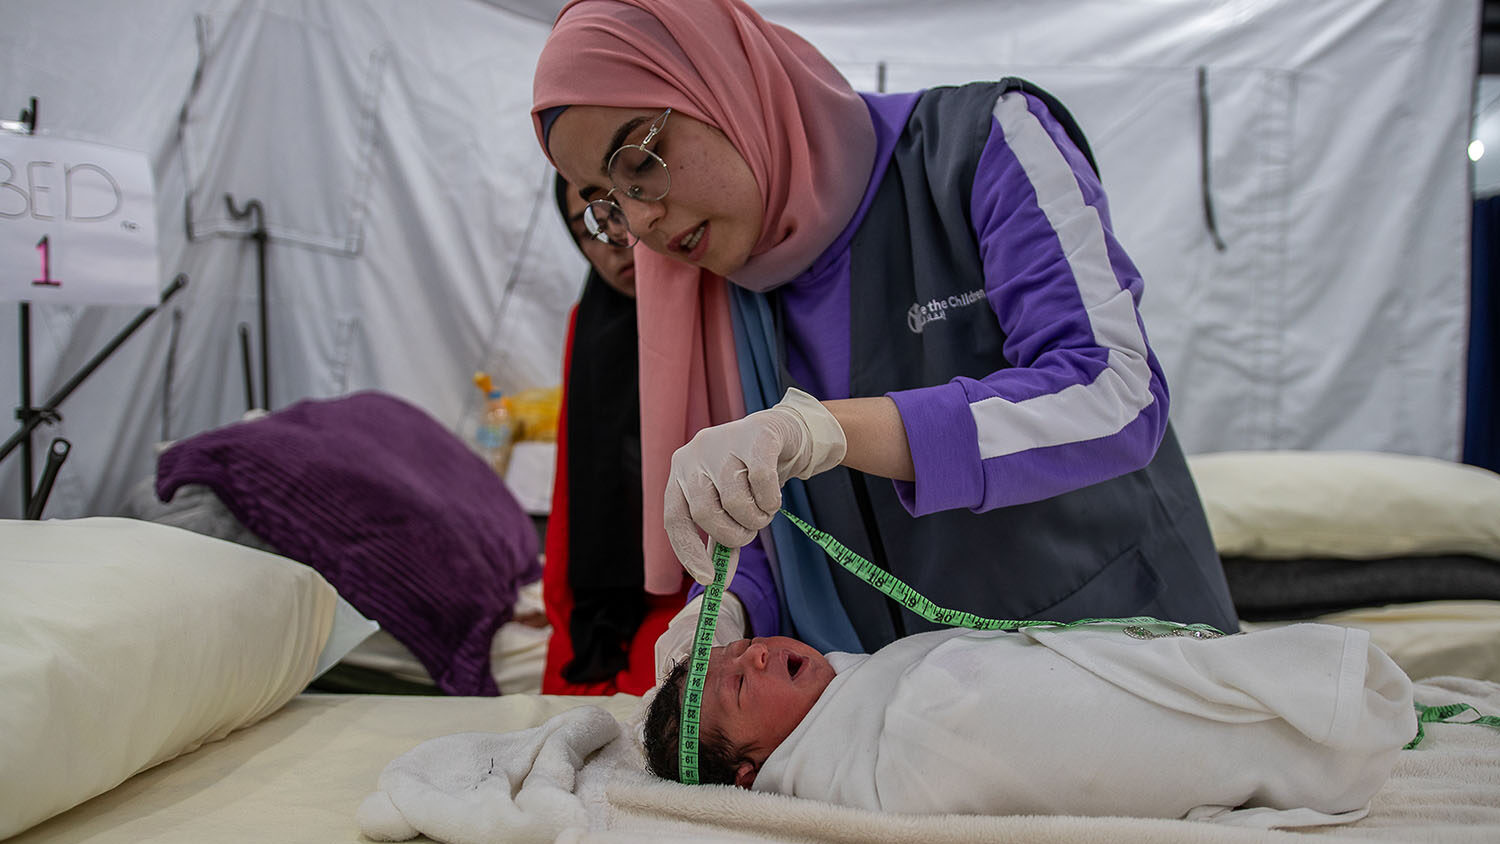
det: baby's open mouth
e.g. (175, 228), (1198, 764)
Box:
(787, 654), (804, 678)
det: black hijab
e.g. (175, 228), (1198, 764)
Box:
(554, 173), (646, 683)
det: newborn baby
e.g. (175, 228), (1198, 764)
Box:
(643, 624), (1416, 827)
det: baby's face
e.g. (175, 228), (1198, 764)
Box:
(703, 636), (836, 760)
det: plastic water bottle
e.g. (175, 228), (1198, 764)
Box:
(473, 373), (515, 477)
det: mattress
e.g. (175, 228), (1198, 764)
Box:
(10, 693), (643, 844)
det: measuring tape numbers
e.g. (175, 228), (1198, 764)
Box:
(678, 541), (732, 785)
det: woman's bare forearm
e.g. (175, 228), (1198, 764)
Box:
(823, 396), (915, 482)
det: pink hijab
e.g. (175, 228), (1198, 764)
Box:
(532, 0), (876, 594)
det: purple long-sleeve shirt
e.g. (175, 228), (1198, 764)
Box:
(783, 89), (1167, 514)
(720, 88), (1168, 639)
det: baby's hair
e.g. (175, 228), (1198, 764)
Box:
(642, 658), (752, 785)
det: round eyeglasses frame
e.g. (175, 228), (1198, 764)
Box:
(583, 108), (672, 248)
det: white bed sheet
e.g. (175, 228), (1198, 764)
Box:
(10, 693), (644, 844)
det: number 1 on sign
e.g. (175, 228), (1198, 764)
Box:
(34, 235), (60, 287)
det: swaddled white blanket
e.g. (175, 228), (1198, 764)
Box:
(754, 623), (1416, 828)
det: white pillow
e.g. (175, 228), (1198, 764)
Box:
(0, 517), (339, 838)
(1187, 451), (1500, 561)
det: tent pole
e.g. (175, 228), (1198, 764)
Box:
(17, 303), (33, 514)
(226, 195), (270, 410)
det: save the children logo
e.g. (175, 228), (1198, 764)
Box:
(907, 288), (987, 333)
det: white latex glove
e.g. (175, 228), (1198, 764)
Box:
(653, 590), (748, 684)
(664, 388), (846, 584)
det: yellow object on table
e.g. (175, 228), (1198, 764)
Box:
(502, 385), (561, 443)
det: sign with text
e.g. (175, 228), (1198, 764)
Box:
(0, 133), (160, 305)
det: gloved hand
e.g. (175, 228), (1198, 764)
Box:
(664, 388), (846, 583)
(653, 590), (748, 683)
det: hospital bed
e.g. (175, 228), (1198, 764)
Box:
(4, 446), (1498, 842)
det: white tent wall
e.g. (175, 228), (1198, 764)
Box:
(0, 0), (584, 519)
(0, 0), (1478, 520)
(759, 0), (1477, 460)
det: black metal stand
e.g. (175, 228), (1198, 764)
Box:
(24, 438), (70, 520)
(3, 94), (190, 518)
(225, 194), (270, 410)
(3, 96), (44, 514)
(238, 322), (256, 413)
(3, 275), (189, 517)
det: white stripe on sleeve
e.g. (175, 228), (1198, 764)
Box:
(972, 92), (1156, 461)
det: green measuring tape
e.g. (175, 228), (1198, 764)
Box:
(1405, 700), (1500, 749)
(678, 541), (732, 785)
(677, 510), (1499, 781)
(779, 509), (1228, 638)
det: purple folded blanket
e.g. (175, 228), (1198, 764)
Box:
(156, 391), (539, 695)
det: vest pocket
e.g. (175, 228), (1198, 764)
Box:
(1031, 544), (1164, 622)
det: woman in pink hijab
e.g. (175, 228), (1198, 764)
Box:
(532, 0), (1238, 673)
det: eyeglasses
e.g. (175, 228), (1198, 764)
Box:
(583, 108), (672, 247)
